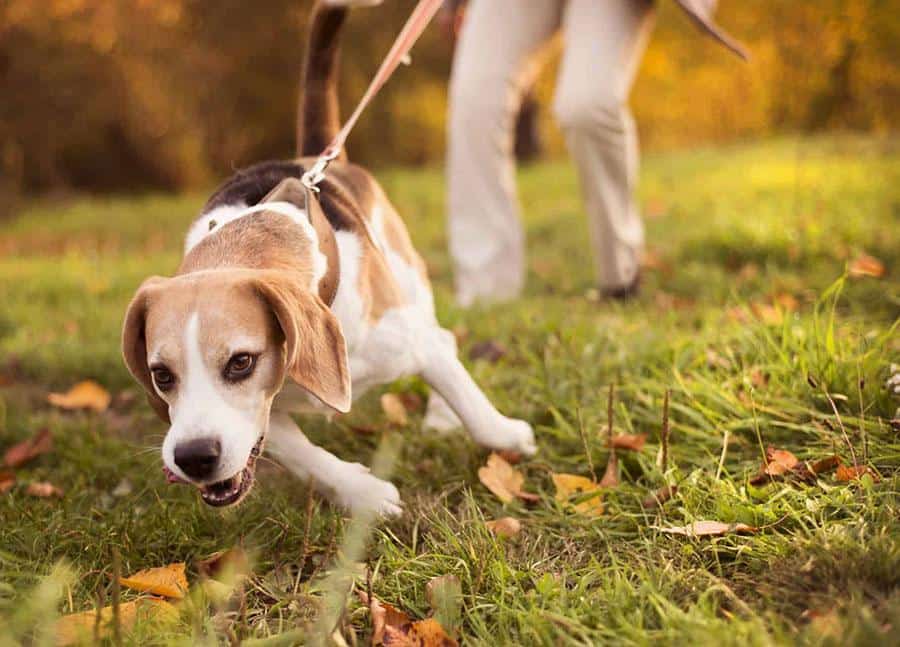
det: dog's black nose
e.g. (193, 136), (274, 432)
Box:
(173, 438), (221, 480)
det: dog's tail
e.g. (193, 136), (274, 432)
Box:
(297, 1), (362, 159)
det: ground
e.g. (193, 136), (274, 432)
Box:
(0, 136), (898, 645)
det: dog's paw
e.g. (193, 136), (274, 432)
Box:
(332, 463), (403, 518)
(479, 417), (537, 456)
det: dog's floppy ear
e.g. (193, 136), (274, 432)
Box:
(254, 272), (351, 413)
(122, 276), (171, 423)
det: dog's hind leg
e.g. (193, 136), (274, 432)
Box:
(266, 412), (402, 516)
(419, 328), (536, 455)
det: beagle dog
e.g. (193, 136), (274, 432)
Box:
(121, 0), (536, 516)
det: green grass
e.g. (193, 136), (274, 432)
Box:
(1, 136), (899, 645)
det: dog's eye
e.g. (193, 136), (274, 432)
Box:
(224, 353), (256, 381)
(151, 366), (176, 392)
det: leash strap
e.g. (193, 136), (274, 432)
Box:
(301, 0), (443, 189)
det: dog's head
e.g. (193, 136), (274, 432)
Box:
(122, 269), (350, 506)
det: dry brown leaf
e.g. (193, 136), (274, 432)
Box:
(848, 253), (885, 278)
(4, 427), (53, 468)
(358, 591), (413, 646)
(749, 368), (768, 388)
(485, 517), (521, 538)
(0, 470), (15, 494)
(810, 455), (842, 474)
(468, 340), (507, 363)
(773, 293), (798, 312)
(496, 449), (524, 465)
(751, 302), (784, 326)
(26, 481), (63, 497)
(641, 484), (677, 509)
(750, 446), (799, 484)
(196, 548), (250, 583)
(551, 473), (603, 516)
(657, 521), (757, 537)
(55, 598), (178, 646)
(609, 433), (647, 452)
(380, 393), (409, 427)
(835, 464), (880, 483)
(48, 380), (111, 412)
(383, 619), (458, 647)
(120, 562), (188, 599)
(399, 392), (425, 414)
(477, 453), (538, 503)
(599, 450), (619, 488)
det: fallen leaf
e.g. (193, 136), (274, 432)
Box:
(468, 340), (507, 363)
(4, 427), (53, 468)
(748, 368), (768, 388)
(750, 446), (799, 484)
(358, 591), (412, 646)
(426, 575), (462, 638)
(810, 455), (842, 474)
(26, 481), (63, 497)
(599, 451), (619, 488)
(55, 598), (178, 646)
(751, 302), (784, 326)
(496, 449), (523, 465)
(120, 562), (188, 599)
(835, 464), (880, 483)
(551, 473), (603, 516)
(399, 392), (425, 414)
(477, 453), (538, 504)
(657, 521), (757, 537)
(641, 484), (677, 509)
(485, 517), (521, 538)
(0, 470), (15, 494)
(380, 393), (409, 427)
(383, 618), (458, 647)
(48, 380), (111, 412)
(196, 548), (250, 583)
(773, 293), (798, 312)
(609, 433), (647, 452)
(848, 253), (885, 278)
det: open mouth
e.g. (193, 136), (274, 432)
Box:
(164, 434), (264, 508)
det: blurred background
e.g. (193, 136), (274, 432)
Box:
(1, 0), (898, 203)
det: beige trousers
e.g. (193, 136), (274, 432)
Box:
(447, 0), (656, 306)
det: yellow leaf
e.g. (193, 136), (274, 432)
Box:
(477, 453), (538, 504)
(119, 562), (188, 599)
(551, 473), (604, 516)
(485, 516), (521, 538)
(55, 598), (178, 646)
(380, 393), (409, 426)
(48, 380), (111, 412)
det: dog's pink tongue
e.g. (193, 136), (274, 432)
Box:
(163, 466), (188, 484)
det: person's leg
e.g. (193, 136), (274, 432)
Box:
(447, 0), (561, 307)
(553, 0), (656, 293)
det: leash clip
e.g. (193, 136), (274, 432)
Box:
(301, 146), (342, 191)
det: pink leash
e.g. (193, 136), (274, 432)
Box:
(301, 0), (444, 189)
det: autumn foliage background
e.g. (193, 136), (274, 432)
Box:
(1, 0), (898, 200)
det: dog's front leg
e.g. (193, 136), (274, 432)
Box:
(266, 412), (402, 517)
(420, 328), (537, 456)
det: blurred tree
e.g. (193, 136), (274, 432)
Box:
(0, 0), (896, 195)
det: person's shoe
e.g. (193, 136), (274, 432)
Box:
(599, 272), (641, 301)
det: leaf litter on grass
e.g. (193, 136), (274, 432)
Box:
(4, 427), (53, 468)
(478, 452), (538, 504)
(47, 380), (111, 412)
(119, 562), (188, 599)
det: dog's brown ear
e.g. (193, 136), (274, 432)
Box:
(254, 272), (351, 413)
(122, 276), (171, 423)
